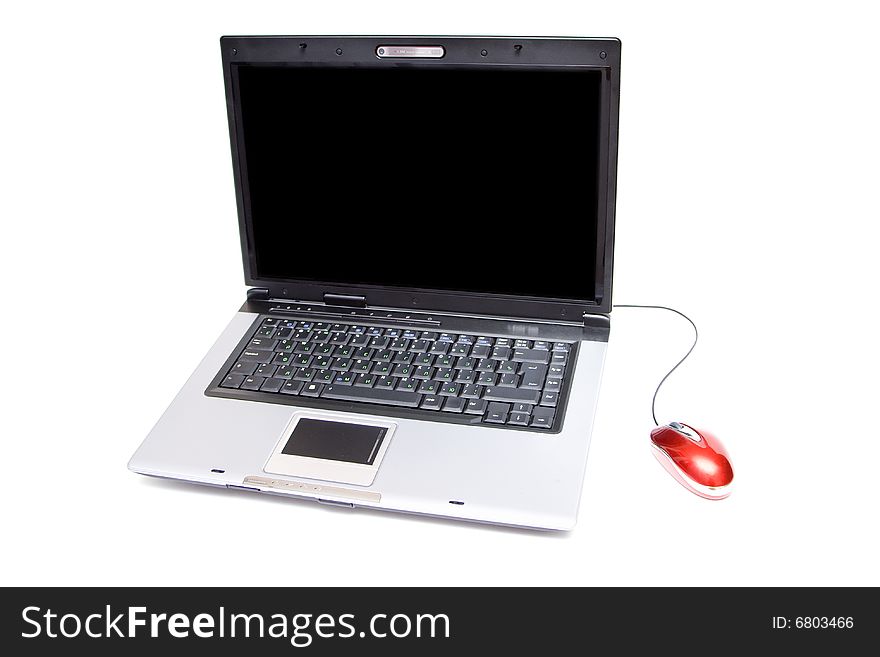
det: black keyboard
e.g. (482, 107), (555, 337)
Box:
(212, 317), (575, 432)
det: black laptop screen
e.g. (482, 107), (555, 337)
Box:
(235, 65), (602, 301)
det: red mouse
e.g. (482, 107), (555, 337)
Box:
(650, 422), (734, 500)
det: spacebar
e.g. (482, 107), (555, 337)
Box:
(321, 385), (423, 407)
(482, 387), (542, 404)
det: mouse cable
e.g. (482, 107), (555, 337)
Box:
(611, 304), (699, 426)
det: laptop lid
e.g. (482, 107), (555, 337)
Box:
(220, 36), (620, 320)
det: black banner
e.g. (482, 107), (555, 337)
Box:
(1, 587), (873, 654)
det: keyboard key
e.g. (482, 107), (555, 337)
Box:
(454, 357), (476, 370)
(230, 361), (257, 375)
(551, 352), (568, 365)
(410, 339), (430, 353)
(470, 344), (491, 359)
(260, 377), (284, 393)
(461, 384), (483, 399)
(277, 366), (296, 379)
(374, 349), (394, 362)
(484, 402), (510, 424)
(333, 372), (355, 386)
(280, 381), (303, 395)
(533, 341), (551, 350)
(414, 365), (435, 379)
(496, 361), (517, 374)
(512, 402), (533, 414)
(514, 339), (531, 349)
(220, 374), (245, 389)
(292, 354), (312, 367)
(275, 327), (293, 339)
(520, 364), (548, 388)
(475, 359), (497, 372)
(548, 364), (565, 378)
(248, 337), (277, 351)
(294, 342), (316, 354)
(540, 391), (559, 407)
(301, 382), (323, 397)
(314, 369), (335, 383)
(321, 385), (422, 407)
(491, 346), (511, 360)
(368, 336), (390, 349)
(239, 350), (274, 363)
(329, 331), (349, 345)
(435, 368), (455, 382)
(418, 380), (440, 394)
(348, 359), (369, 373)
(293, 368), (316, 382)
(442, 397), (466, 413)
(349, 334), (369, 347)
(455, 370), (476, 384)
(477, 372), (497, 385)
(499, 373), (519, 387)
(438, 382), (460, 397)
(261, 318), (278, 326)
(450, 344), (470, 356)
(530, 407), (555, 428)
(392, 363), (414, 378)
(465, 399), (487, 415)
(354, 373), (377, 387)
(240, 376), (264, 391)
(397, 378), (419, 392)
(430, 341), (450, 354)
(482, 387), (541, 404)
(256, 327), (276, 338)
(552, 342), (571, 352)
(434, 354), (453, 368)
(508, 412), (531, 426)
(372, 362), (393, 375)
(420, 395), (443, 410)
(375, 376), (396, 389)
(392, 351), (415, 364)
(255, 364), (277, 377)
(544, 378), (561, 392)
(512, 348), (551, 364)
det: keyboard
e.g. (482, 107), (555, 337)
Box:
(212, 317), (575, 432)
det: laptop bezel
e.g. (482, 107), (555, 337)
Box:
(220, 35), (620, 320)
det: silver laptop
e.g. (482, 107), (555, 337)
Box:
(129, 35), (621, 530)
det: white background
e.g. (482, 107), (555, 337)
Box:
(2, 0), (878, 586)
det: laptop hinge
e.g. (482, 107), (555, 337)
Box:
(246, 287), (270, 301)
(323, 293), (367, 308)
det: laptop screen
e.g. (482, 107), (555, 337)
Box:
(235, 65), (603, 302)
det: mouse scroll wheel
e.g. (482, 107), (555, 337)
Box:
(670, 422), (701, 441)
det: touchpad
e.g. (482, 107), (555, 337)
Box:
(282, 419), (386, 465)
(265, 413), (396, 486)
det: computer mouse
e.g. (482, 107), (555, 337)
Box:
(650, 422), (734, 500)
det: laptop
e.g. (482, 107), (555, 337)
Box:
(129, 35), (620, 530)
